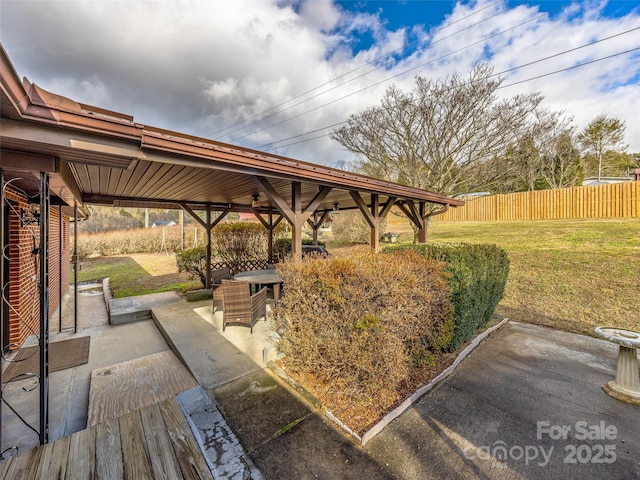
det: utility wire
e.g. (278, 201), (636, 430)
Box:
(498, 46), (640, 88)
(207, 0), (503, 139)
(233, 3), (552, 143)
(256, 26), (639, 149)
(262, 45), (640, 151)
(255, 7), (564, 149)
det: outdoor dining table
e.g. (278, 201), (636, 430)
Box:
(234, 268), (283, 303)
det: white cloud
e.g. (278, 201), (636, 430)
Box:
(0, 0), (638, 167)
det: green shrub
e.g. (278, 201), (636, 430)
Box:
(273, 249), (453, 409)
(385, 243), (509, 351)
(176, 246), (208, 287)
(331, 210), (387, 244)
(210, 222), (269, 271)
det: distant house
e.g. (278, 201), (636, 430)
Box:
(582, 176), (634, 186)
(151, 220), (176, 228)
(237, 212), (262, 223)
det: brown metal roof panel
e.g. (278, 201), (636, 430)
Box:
(137, 164), (191, 199)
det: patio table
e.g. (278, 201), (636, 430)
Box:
(234, 269), (283, 303)
(594, 326), (640, 405)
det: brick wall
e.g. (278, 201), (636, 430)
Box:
(3, 187), (70, 349)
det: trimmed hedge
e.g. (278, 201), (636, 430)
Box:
(384, 243), (509, 351)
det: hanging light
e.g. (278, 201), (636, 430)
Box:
(251, 194), (260, 208)
(333, 202), (339, 213)
(20, 201), (41, 227)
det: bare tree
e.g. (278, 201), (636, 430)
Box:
(577, 115), (627, 181)
(331, 64), (543, 197)
(540, 131), (582, 189)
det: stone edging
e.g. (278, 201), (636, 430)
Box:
(269, 317), (510, 445)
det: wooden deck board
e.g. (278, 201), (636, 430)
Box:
(66, 427), (96, 480)
(95, 417), (123, 480)
(37, 435), (70, 479)
(119, 411), (154, 479)
(88, 350), (198, 427)
(0, 398), (213, 479)
(139, 403), (183, 480)
(160, 399), (214, 480)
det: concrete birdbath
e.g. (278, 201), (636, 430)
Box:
(594, 327), (640, 406)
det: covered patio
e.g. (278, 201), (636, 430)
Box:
(0, 44), (462, 286)
(0, 42), (463, 457)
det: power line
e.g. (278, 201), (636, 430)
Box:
(498, 47), (640, 88)
(255, 26), (639, 149)
(262, 45), (640, 152)
(255, 7), (565, 149)
(207, 0), (503, 140)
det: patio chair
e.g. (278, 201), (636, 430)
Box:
(221, 279), (267, 333)
(211, 266), (231, 313)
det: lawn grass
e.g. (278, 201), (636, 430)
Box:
(76, 253), (201, 298)
(397, 218), (640, 335)
(76, 219), (639, 336)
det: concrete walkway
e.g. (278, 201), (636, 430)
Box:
(7, 289), (637, 479)
(150, 298), (640, 479)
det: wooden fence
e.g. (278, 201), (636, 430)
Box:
(432, 182), (640, 222)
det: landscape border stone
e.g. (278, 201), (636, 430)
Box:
(268, 317), (510, 445)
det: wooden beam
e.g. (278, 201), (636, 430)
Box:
(255, 176), (294, 223)
(180, 204), (229, 230)
(250, 208), (269, 229)
(179, 203), (207, 229)
(396, 201), (421, 229)
(302, 186), (332, 221)
(349, 191), (375, 228)
(379, 197), (397, 218)
(0, 150), (56, 172)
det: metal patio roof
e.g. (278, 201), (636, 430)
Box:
(0, 44), (463, 216)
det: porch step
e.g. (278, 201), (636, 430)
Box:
(108, 291), (182, 324)
(87, 350), (198, 427)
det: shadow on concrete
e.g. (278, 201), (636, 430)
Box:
(365, 322), (640, 479)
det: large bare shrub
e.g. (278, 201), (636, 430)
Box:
(273, 249), (453, 413)
(330, 211), (387, 244)
(77, 226), (206, 259)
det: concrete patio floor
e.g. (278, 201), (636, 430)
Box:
(2, 286), (638, 479)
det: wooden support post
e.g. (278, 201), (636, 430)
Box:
(39, 172), (50, 445)
(308, 210), (330, 246)
(251, 207), (282, 264)
(350, 191), (379, 252)
(180, 203), (230, 286)
(256, 177), (329, 261)
(291, 182), (302, 260)
(311, 212), (319, 246)
(268, 209), (274, 263)
(205, 205), (211, 289)
(370, 194), (380, 252)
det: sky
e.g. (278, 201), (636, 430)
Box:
(1, 0), (639, 169)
